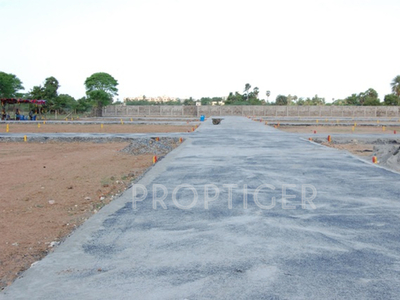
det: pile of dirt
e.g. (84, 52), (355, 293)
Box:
(315, 137), (400, 172)
(120, 137), (182, 156)
(372, 144), (400, 172)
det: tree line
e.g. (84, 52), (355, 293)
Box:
(225, 77), (400, 106)
(126, 77), (400, 106)
(0, 71), (119, 115)
(2, 71), (400, 111)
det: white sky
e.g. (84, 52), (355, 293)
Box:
(1, 0), (399, 102)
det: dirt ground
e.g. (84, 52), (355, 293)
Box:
(319, 142), (374, 156)
(279, 125), (399, 166)
(0, 141), (159, 289)
(0, 123), (194, 134)
(277, 125), (400, 135)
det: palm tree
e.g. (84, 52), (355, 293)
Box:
(244, 83), (251, 101)
(266, 90), (270, 102)
(391, 75), (400, 97)
(252, 87), (259, 98)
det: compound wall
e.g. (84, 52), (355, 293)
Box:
(103, 105), (400, 118)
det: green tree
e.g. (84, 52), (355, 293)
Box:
(332, 99), (346, 106)
(391, 75), (400, 97)
(345, 94), (359, 105)
(297, 97), (305, 106)
(56, 94), (77, 113)
(244, 83), (251, 101)
(310, 94), (325, 105)
(362, 88), (380, 106)
(358, 88), (380, 106)
(76, 97), (92, 112)
(183, 97), (195, 105)
(251, 87), (259, 98)
(266, 90), (270, 101)
(28, 85), (45, 99)
(28, 77), (60, 112)
(225, 91), (246, 105)
(275, 95), (288, 105)
(384, 94), (400, 106)
(248, 88), (263, 105)
(43, 76), (60, 100)
(84, 72), (119, 111)
(364, 97), (380, 106)
(200, 97), (213, 105)
(0, 72), (24, 98)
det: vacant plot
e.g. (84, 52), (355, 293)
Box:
(0, 123), (193, 134)
(0, 141), (157, 289)
(278, 125), (400, 172)
(278, 125), (400, 134)
(0, 121), (192, 289)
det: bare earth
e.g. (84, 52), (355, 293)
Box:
(278, 125), (397, 158)
(278, 125), (400, 135)
(0, 123), (191, 289)
(0, 124), (194, 134)
(0, 142), (154, 289)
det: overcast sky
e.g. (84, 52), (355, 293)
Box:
(1, 0), (399, 102)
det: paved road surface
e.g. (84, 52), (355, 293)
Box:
(2, 117), (400, 299)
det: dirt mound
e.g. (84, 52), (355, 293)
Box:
(314, 137), (400, 173)
(120, 137), (182, 156)
(372, 144), (400, 172)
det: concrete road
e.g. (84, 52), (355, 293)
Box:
(2, 117), (400, 299)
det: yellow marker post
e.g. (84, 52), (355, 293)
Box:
(354, 122), (357, 127)
(65, 118), (68, 121)
(352, 126), (355, 132)
(382, 126), (386, 131)
(130, 118), (133, 122)
(38, 123), (41, 129)
(336, 120), (339, 124)
(43, 121), (46, 125)
(101, 124), (104, 129)
(24, 135), (27, 142)
(316, 119), (319, 124)
(120, 119), (124, 125)
(377, 120), (380, 124)
(6, 124), (9, 132)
